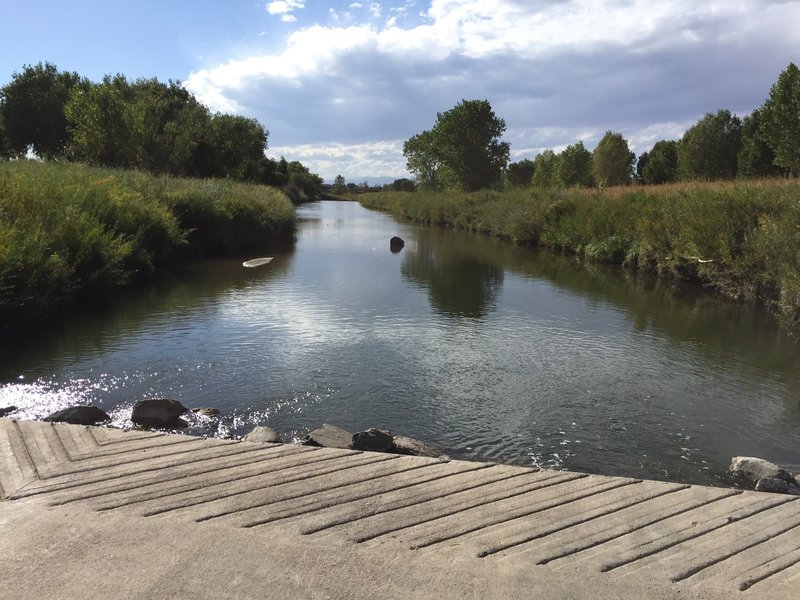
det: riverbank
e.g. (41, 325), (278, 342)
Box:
(359, 180), (800, 331)
(0, 161), (295, 329)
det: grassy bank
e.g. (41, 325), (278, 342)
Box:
(0, 160), (295, 326)
(360, 180), (800, 329)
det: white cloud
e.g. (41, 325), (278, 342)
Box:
(186, 0), (800, 179)
(266, 0), (305, 18)
(269, 140), (407, 181)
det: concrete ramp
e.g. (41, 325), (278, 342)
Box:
(1, 418), (799, 599)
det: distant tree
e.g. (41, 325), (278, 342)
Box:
(332, 175), (346, 194)
(557, 141), (594, 188)
(677, 109), (742, 180)
(391, 178), (416, 191)
(0, 110), (10, 158)
(403, 99), (509, 191)
(0, 62), (84, 158)
(635, 151), (649, 184)
(531, 150), (558, 188)
(592, 131), (634, 187)
(642, 140), (678, 184)
(346, 182), (358, 193)
(760, 62), (800, 175)
(737, 109), (780, 178)
(505, 159), (535, 188)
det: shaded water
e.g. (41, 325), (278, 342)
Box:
(2, 201), (800, 486)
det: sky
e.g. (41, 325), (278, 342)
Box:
(2, 1), (799, 183)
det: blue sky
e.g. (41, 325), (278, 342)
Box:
(2, 1), (799, 182)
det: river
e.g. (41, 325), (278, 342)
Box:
(2, 200), (799, 487)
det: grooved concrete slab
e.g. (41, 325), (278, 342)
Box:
(1, 418), (799, 599)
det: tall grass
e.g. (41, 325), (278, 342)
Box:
(0, 160), (295, 325)
(360, 180), (800, 329)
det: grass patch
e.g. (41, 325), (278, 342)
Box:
(0, 160), (295, 325)
(359, 180), (800, 330)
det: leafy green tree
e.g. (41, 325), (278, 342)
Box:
(403, 99), (509, 191)
(505, 159), (535, 188)
(391, 178), (416, 191)
(403, 129), (443, 190)
(592, 131), (634, 186)
(332, 175), (346, 194)
(531, 150), (558, 188)
(65, 74), (137, 167)
(635, 152), (649, 184)
(737, 109), (779, 178)
(557, 141), (594, 188)
(760, 62), (800, 175)
(0, 62), (84, 158)
(642, 140), (678, 184)
(677, 109), (742, 180)
(0, 110), (10, 158)
(209, 113), (268, 180)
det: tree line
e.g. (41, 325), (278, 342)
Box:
(403, 63), (799, 192)
(0, 63), (323, 202)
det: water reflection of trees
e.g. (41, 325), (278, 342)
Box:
(401, 232), (504, 319)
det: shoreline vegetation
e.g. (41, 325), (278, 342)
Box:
(0, 160), (295, 329)
(359, 178), (800, 332)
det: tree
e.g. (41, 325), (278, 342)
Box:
(531, 150), (558, 188)
(391, 178), (416, 192)
(677, 109), (742, 180)
(642, 140), (678, 184)
(592, 131), (634, 186)
(332, 175), (346, 194)
(760, 62), (800, 175)
(557, 141), (594, 188)
(737, 109), (779, 178)
(0, 62), (84, 158)
(635, 152), (649, 184)
(403, 99), (509, 191)
(505, 159), (535, 188)
(209, 113), (268, 180)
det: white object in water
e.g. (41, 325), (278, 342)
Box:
(242, 257), (274, 268)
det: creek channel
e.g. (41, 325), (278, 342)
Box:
(2, 200), (800, 487)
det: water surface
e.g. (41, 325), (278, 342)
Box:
(3, 200), (799, 486)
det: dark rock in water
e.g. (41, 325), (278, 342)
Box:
(755, 477), (790, 494)
(132, 398), (188, 428)
(389, 236), (405, 251)
(352, 428), (393, 452)
(244, 426), (281, 444)
(44, 405), (110, 425)
(0, 405), (18, 418)
(192, 407), (221, 417)
(729, 456), (794, 488)
(391, 435), (445, 458)
(303, 423), (353, 449)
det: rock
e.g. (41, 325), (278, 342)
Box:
(755, 477), (790, 494)
(243, 426), (281, 444)
(43, 405), (110, 425)
(729, 456), (793, 488)
(303, 424), (353, 449)
(131, 398), (188, 428)
(391, 435), (444, 458)
(192, 407), (221, 417)
(352, 428), (394, 452)
(0, 405), (18, 418)
(389, 236), (405, 251)
(788, 484), (800, 496)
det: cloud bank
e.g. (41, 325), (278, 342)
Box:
(186, 0), (800, 180)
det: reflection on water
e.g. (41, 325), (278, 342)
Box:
(1, 201), (799, 487)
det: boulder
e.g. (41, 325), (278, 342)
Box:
(729, 456), (793, 487)
(303, 424), (353, 449)
(192, 407), (221, 417)
(44, 405), (110, 425)
(0, 405), (18, 418)
(391, 435), (444, 458)
(243, 426), (281, 444)
(755, 477), (790, 494)
(389, 236), (405, 250)
(131, 398), (188, 428)
(352, 428), (394, 452)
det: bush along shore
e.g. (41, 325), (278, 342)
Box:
(0, 160), (296, 328)
(360, 179), (800, 331)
